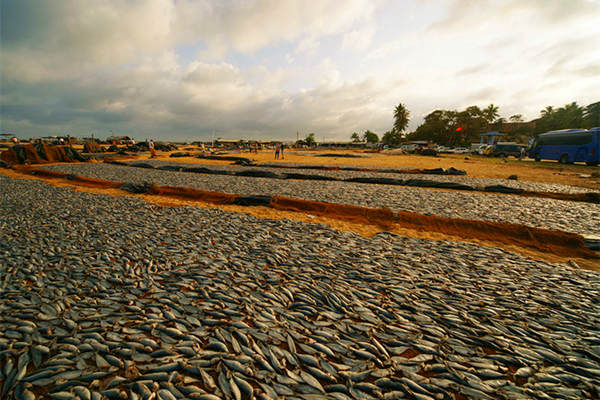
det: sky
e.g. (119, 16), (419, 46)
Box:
(1, 0), (599, 141)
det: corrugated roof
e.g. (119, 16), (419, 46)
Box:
(480, 131), (504, 136)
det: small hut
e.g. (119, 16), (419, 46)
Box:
(480, 131), (504, 145)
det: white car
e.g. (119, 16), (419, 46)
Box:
(451, 147), (470, 154)
(400, 144), (418, 152)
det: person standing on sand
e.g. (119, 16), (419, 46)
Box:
(274, 144), (280, 160)
(149, 139), (156, 158)
(280, 143), (285, 159)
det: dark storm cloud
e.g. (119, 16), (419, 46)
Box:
(0, 103), (132, 126)
(0, 0), (54, 46)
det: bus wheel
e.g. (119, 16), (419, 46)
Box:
(559, 154), (569, 164)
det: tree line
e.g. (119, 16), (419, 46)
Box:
(349, 101), (600, 147)
(350, 103), (410, 146)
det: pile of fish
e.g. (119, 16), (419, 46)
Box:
(57, 160), (596, 195)
(41, 163), (600, 235)
(1, 175), (599, 400)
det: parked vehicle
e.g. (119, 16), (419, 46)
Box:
(434, 145), (451, 153)
(490, 142), (523, 158)
(470, 143), (487, 154)
(528, 128), (599, 165)
(400, 144), (418, 152)
(418, 147), (437, 156)
(452, 147), (470, 154)
(481, 145), (494, 156)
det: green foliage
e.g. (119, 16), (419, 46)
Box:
(407, 105), (489, 147)
(482, 104), (499, 123)
(584, 102), (600, 128)
(406, 100), (599, 147)
(351, 132), (361, 142)
(393, 103), (410, 133)
(534, 102), (585, 133)
(381, 130), (403, 146)
(509, 114), (523, 122)
(305, 133), (316, 146)
(362, 130), (379, 144)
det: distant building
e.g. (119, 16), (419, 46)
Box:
(480, 131), (504, 145)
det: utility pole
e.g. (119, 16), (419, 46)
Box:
(296, 131), (299, 142)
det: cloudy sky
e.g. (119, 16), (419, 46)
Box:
(1, 0), (599, 141)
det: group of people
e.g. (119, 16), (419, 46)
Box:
(274, 143), (285, 160)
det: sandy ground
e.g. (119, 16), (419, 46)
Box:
(1, 167), (598, 270)
(140, 148), (600, 190)
(2, 141), (598, 189)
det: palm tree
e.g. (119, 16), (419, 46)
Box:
(540, 106), (554, 117)
(466, 105), (483, 118)
(509, 114), (523, 122)
(584, 102), (600, 128)
(393, 103), (410, 134)
(560, 102), (584, 127)
(483, 104), (500, 124)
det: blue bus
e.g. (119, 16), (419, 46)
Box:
(528, 128), (599, 166)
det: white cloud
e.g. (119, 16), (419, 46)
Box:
(174, 0), (375, 55)
(1, 0), (599, 140)
(295, 37), (320, 56)
(342, 24), (375, 51)
(429, 0), (600, 32)
(2, 0), (376, 76)
(1, 0), (174, 81)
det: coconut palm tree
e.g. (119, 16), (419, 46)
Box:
(393, 103), (410, 134)
(483, 104), (500, 124)
(540, 106), (554, 117)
